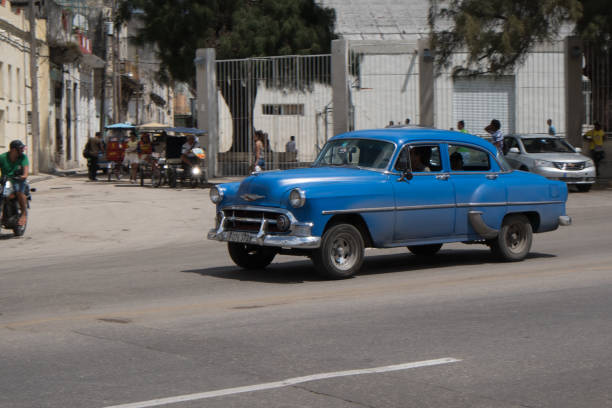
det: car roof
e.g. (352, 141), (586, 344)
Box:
(331, 128), (497, 154)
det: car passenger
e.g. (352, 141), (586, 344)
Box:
(410, 147), (431, 172)
(450, 152), (464, 171)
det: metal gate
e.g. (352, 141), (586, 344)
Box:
(583, 43), (612, 131)
(347, 43), (420, 130)
(216, 55), (332, 176)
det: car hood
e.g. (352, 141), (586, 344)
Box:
(234, 166), (385, 206)
(523, 152), (590, 162)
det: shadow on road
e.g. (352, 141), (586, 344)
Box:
(182, 249), (556, 284)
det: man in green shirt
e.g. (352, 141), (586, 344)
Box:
(0, 140), (29, 226)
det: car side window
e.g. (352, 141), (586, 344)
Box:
(448, 144), (491, 172)
(395, 144), (442, 173)
(504, 137), (518, 154)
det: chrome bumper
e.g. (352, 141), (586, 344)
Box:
(558, 215), (572, 226)
(207, 229), (320, 248)
(207, 205), (320, 249)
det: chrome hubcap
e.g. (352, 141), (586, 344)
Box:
(330, 234), (357, 271)
(506, 224), (526, 252)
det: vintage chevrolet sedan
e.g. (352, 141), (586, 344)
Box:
(208, 128), (571, 279)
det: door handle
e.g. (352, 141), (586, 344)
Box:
(436, 174), (450, 181)
(486, 174), (498, 180)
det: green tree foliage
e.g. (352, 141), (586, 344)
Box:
(428, 0), (583, 74)
(117, 0), (336, 84)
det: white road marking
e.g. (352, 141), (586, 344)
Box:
(103, 357), (461, 408)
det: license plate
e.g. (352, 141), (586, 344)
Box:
(228, 231), (252, 243)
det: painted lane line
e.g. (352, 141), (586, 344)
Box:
(103, 357), (461, 408)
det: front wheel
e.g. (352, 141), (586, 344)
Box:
(228, 243), (276, 269)
(408, 243), (442, 256)
(312, 223), (364, 279)
(489, 214), (532, 261)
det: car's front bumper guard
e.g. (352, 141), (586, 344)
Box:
(207, 213), (320, 249)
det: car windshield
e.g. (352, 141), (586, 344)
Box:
(313, 139), (395, 170)
(521, 137), (575, 154)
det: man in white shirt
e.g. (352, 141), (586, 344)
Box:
(485, 119), (503, 152)
(285, 136), (297, 153)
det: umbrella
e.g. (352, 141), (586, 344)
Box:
(166, 127), (207, 135)
(105, 122), (135, 130)
(138, 122), (170, 131)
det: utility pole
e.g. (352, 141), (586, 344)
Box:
(28, 0), (40, 174)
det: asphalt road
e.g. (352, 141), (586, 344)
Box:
(1, 177), (612, 408)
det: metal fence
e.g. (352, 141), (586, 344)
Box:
(348, 47), (421, 130)
(216, 55), (332, 176)
(583, 43), (612, 131)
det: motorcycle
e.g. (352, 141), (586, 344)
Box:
(0, 175), (33, 237)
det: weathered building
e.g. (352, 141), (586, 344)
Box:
(0, 0), (50, 169)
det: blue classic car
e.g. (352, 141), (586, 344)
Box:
(208, 128), (571, 279)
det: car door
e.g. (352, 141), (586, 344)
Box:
(447, 143), (507, 236)
(392, 144), (456, 241)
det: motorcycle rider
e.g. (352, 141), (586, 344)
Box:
(180, 134), (201, 178)
(0, 140), (29, 227)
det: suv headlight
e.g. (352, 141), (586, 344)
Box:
(289, 188), (306, 208)
(210, 186), (224, 204)
(585, 160), (595, 168)
(534, 159), (554, 168)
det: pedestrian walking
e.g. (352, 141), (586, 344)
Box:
(254, 130), (265, 171)
(547, 119), (556, 136)
(457, 120), (468, 134)
(83, 132), (104, 181)
(583, 121), (606, 177)
(485, 119), (504, 153)
(285, 136), (297, 153)
(124, 131), (140, 183)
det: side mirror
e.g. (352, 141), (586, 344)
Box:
(396, 153), (413, 182)
(509, 147), (520, 154)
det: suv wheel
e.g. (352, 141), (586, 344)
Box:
(312, 223), (364, 279)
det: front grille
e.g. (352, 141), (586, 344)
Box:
(554, 162), (585, 171)
(222, 209), (283, 233)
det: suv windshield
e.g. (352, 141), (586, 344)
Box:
(521, 137), (575, 154)
(314, 139), (395, 170)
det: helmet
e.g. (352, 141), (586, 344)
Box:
(9, 140), (25, 150)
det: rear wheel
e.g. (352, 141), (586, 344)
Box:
(312, 223), (364, 279)
(408, 243), (442, 256)
(228, 243), (276, 269)
(490, 214), (532, 261)
(576, 184), (592, 192)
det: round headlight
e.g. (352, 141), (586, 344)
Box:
(276, 214), (291, 231)
(210, 186), (223, 204)
(289, 188), (306, 208)
(192, 167), (201, 175)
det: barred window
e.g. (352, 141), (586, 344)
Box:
(262, 104), (304, 116)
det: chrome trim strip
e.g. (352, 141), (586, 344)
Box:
(396, 203), (455, 211)
(322, 207), (395, 215)
(321, 200), (564, 215)
(456, 202), (507, 208)
(508, 200), (565, 206)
